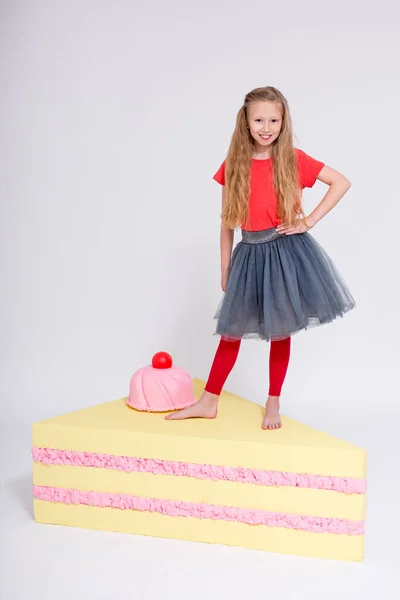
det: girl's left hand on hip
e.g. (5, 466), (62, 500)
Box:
(276, 218), (313, 235)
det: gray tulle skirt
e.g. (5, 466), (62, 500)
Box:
(214, 227), (356, 342)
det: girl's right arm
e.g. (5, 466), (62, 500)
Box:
(220, 186), (234, 291)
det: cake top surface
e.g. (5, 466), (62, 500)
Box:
(34, 379), (363, 452)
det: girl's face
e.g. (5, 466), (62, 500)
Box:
(247, 101), (283, 151)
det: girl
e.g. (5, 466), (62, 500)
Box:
(166, 86), (355, 429)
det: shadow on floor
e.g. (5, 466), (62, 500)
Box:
(10, 474), (34, 519)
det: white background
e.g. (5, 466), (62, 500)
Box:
(1, 1), (399, 597)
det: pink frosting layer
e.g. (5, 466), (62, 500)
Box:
(33, 485), (364, 535)
(32, 447), (367, 495)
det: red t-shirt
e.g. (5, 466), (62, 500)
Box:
(213, 148), (324, 231)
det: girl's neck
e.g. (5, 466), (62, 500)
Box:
(252, 146), (272, 160)
(252, 152), (271, 160)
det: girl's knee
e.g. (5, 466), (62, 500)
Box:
(221, 335), (241, 343)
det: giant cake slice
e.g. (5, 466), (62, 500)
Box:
(32, 379), (367, 561)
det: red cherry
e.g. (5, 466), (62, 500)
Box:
(152, 352), (173, 369)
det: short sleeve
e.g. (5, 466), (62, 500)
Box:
(213, 160), (226, 186)
(296, 149), (325, 188)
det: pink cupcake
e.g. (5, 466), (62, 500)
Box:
(127, 352), (196, 412)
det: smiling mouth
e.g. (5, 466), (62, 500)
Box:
(259, 134), (272, 140)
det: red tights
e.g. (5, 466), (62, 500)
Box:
(204, 336), (291, 397)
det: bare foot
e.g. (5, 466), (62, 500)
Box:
(165, 391), (219, 420)
(262, 395), (282, 430)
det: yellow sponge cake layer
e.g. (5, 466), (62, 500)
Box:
(34, 500), (364, 561)
(33, 463), (365, 521)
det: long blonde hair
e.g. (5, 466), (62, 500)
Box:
(222, 86), (304, 229)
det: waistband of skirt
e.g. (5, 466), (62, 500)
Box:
(241, 228), (284, 244)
